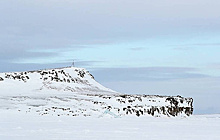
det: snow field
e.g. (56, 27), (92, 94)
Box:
(0, 110), (220, 140)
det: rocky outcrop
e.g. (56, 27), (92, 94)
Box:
(0, 77), (3, 81)
(2, 67), (94, 84)
(4, 73), (29, 82)
(87, 94), (193, 117)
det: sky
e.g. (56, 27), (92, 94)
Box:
(0, 0), (220, 114)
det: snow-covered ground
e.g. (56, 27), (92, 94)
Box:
(0, 110), (220, 140)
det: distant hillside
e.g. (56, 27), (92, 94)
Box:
(0, 66), (193, 117)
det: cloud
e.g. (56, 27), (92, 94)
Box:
(172, 46), (195, 51)
(1, 0), (220, 52)
(0, 60), (104, 73)
(1, 0), (220, 68)
(206, 63), (220, 70)
(91, 67), (210, 82)
(0, 49), (59, 62)
(0, 62), (68, 73)
(188, 43), (220, 46)
(172, 43), (220, 50)
(129, 47), (146, 51)
(0, 39), (104, 64)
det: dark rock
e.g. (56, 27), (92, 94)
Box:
(166, 97), (178, 107)
(0, 77), (4, 81)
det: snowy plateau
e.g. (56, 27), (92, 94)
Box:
(0, 66), (220, 140)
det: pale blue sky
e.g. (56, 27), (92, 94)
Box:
(0, 0), (220, 114)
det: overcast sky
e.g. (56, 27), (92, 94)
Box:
(0, 0), (220, 114)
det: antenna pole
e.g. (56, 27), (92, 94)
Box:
(72, 60), (75, 67)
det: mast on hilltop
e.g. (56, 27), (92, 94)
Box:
(72, 60), (75, 67)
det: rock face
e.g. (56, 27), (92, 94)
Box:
(0, 67), (193, 117)
(84, 94), (193, 117)
(0, 77), (3, 81)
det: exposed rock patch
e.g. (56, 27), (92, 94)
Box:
(0, 77), (3, 81)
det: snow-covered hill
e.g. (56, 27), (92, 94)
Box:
(0, 66), (115, 95)
(0, 67), (193, 117)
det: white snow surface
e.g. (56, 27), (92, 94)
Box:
(0, 110), (220, 140)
